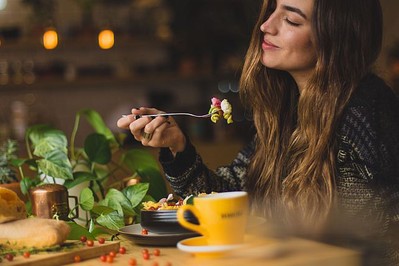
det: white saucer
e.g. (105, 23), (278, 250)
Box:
(177, 236), (246, 258)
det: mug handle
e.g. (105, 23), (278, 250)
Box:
(68, 195), (79, 220)
(177, 205), (208, 237)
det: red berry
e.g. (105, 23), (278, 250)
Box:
(74, 255), (81, 262)
(23, 251), (31, 258)
(86, 240), (94, 247)
(100, 254), (107, 262)
(128, 258), (137, 266)
(106, 255), (114, 263)
(142, 252), (150, 260)
(119, 247), (126, 254)
(141, 248), (149, 254)
(98, 237), (105, 244)
(5, 253), (14, 261)
(80, 235), (87, 243)
(109, 251), (117, 257)
(141, 228), (148, 235)
(153, 248), (160, 256)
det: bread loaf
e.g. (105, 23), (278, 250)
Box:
(0, 186), (26, 223)
(0, 217), (70, 248)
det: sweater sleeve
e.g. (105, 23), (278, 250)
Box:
(334, 75), (399, 265)
(158, 138), (254, 198)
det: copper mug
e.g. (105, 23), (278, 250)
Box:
(30, 184), (78, 221)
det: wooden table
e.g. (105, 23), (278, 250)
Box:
(64, 235), (360, 266)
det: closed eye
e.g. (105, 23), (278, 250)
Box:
(284, 17), (301, 26)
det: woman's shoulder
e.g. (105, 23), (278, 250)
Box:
(341, 73), (398, 131)
(349, 73), (399, 110)
(337, 73), (399, 181)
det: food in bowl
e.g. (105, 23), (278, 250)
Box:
(140, 194), (198, 234)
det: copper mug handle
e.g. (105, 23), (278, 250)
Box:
(68, 195), (79, 220)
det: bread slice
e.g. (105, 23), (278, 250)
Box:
(0, 217), (70, 248)
(0, 186), (26, 223)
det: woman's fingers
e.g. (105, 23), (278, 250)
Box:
(140, 117), (171, 146)
(119, 107), (183, 149)
(117, 107), (162, 129)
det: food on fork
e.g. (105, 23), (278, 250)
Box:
(208, 97), (233, 124)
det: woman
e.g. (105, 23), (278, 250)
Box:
(118, 0), (399, 264)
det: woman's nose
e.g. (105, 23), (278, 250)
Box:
(260, 15), (277, 35)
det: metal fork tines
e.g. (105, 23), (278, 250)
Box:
(122, 112), (213, 119)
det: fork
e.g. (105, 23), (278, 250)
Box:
(122, 112), (214, 119)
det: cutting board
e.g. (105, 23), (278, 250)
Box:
(3, 240), (120, 266)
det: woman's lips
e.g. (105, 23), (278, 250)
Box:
(262, 39), (279, 50)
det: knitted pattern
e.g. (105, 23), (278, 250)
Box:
(159, 74), (399, 265)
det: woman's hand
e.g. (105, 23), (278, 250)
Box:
(117, 107), (186, 156)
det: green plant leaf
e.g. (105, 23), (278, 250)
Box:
(26, 125), (62, 147)
(88, 219), (95, 233)
(121, 149), (160, 172)
(91, 205), (115, 216)
(106, 198), (124, 216)
(63, 172), (97, 189)
(84, 133), (111, 164)
(10, 158), (26, 168)
(66, 221), (96, 240)
(37, 149), (73, 180)
(78, 109), (117, 145)
(138, 168), (168, 201)
(91, 226), (109, 237)
(122, 183), (150, 208)
(79, 187), (95, 211)
(105, 188), (135, 216)
(96, 211), (125, 231)
(20, 177), (35, 195)
(34, 134), (68, 157)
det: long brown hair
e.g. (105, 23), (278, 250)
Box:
(240, 0), (383, 232)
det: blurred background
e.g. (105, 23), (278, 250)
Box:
(0, 0), (398, 168)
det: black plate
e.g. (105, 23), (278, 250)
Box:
(118, 224), (199, 246)
(140, 209), (198, 234)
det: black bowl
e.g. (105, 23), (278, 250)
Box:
(140, 209), (199, 234)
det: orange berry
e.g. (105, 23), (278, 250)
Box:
(153, 249), (160, 256)
(128, 257), (137, 266)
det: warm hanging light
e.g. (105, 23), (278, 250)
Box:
(0, 0), (7, 11)
(98, 29), (114, 49)
(43, 29), (58, 50)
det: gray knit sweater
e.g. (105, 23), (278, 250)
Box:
(159, 74), (399, 265)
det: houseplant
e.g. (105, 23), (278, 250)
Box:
(18, 109), (168, 239)
(0, 139), (25, 200)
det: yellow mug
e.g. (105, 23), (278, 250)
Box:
(177, 191), (248, 245)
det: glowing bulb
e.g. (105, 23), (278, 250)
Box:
(98, 30), (114, 49)
(0, 0), (7, 11)
(43, 30), (58, 50)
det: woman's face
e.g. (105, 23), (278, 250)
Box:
(260, 0), (316, 80)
